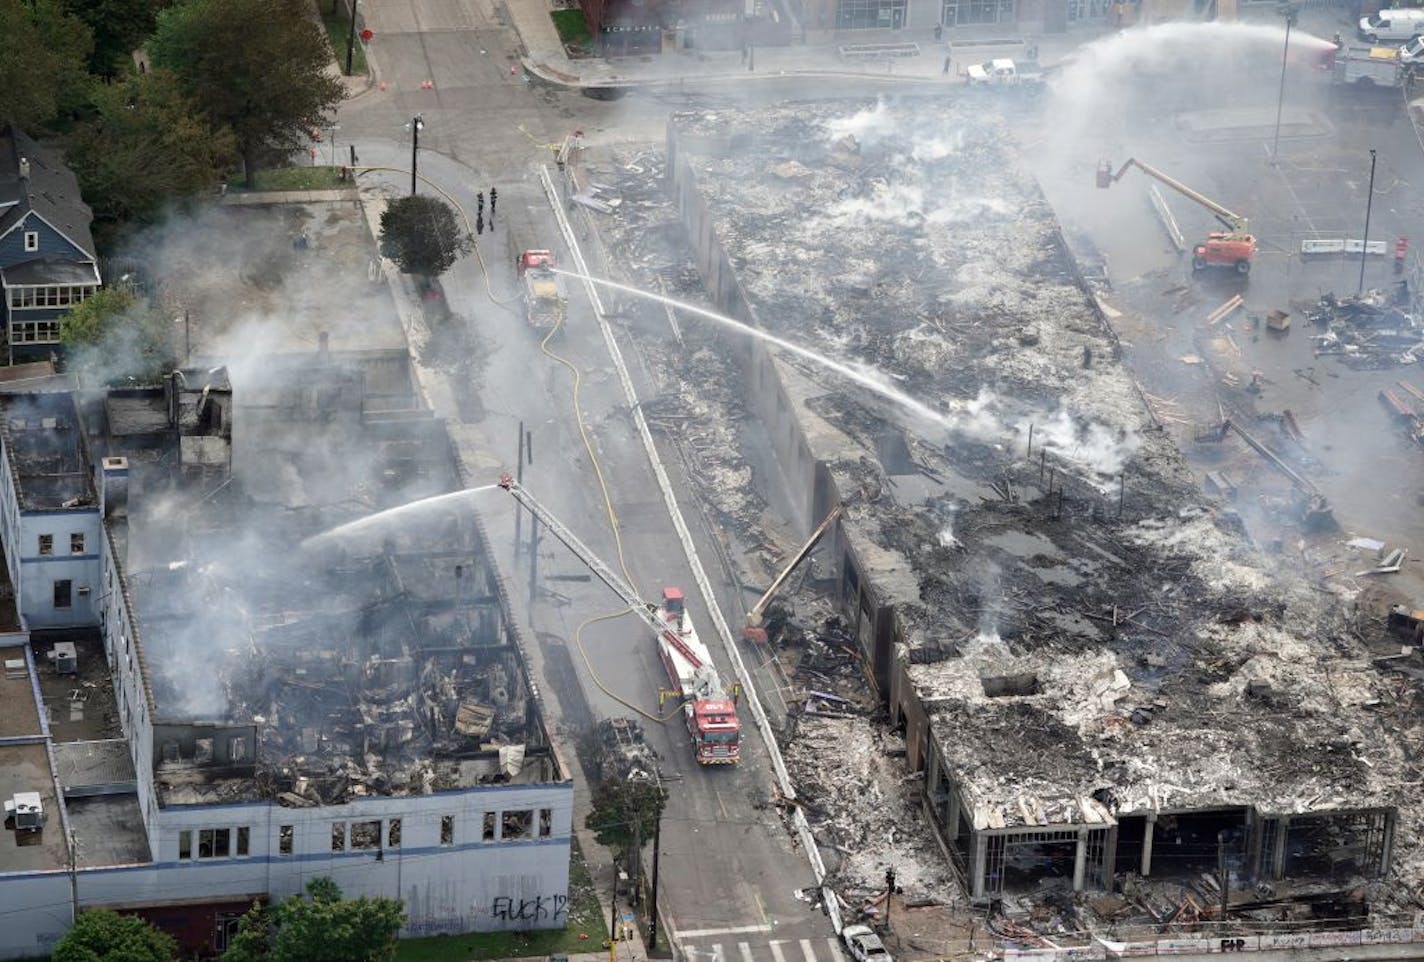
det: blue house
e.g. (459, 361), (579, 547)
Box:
(0, 124), (102, 363)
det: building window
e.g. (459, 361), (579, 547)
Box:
(236, 826), (249, 856)
(388, 818), (401, 848)
(179, 830), (192, 860)
(351, 820), (380, 850)
(38, 534), (52, 556)
(440, 815), (454, 846)
(279, 824), (293, 855)
(483, 812), (496, 842)
(836, 0), (908, 29)
(70, 533), (84, 555)
(502, 810), (532, 840)
(539, 808), (553, 838)
(198, 827), (231, 858)
(23, 231), (38, 252)
(331, 822), (346, 852)
(54, 580), (71, 609)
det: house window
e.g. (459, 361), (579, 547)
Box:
(483, 812), (496, 841)
(179, 830), (192, 860)
(440, 815), (454, 846)
(387, 818), (401, 848)
(236, 826), (249, 856)
(54, 580), (71, 609)
(331, 822), (346, 852)
(11, 320), (61, 344)
(279, 824), (293, 855)
(198, 827), (231, 858)
(38, 534), (52, 556)
(539, 808), (553, 838)
(23, 231), (38, 252)
(70, 533), (84, 555)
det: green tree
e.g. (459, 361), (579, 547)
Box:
(68, 68), (235, 224)
(52, 909), (177, 962)
(379, 196), (473, 278)
(149, 0), (343, 187)
(64, 0), (162, 77)
(217, 901), (270, 962)
(61, 286), (176, 385)
(0, 0), (94, 129)
(221, 879), (404, 962)
(587, 777), (666, 857)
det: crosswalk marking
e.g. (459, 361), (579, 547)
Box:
(679, 936), (846, 962)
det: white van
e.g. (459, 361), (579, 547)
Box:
(1359, 8), (1424, 42)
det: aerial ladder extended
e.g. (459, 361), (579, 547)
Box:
(1097, 157), (1256, 275)
(497, 474), (741, 764)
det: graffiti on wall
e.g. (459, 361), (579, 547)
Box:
(491, 894), (568, 924)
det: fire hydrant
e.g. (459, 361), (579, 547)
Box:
(1396, 236), (1409, 274)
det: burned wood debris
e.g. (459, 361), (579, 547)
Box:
(1308, 288), (1423, 368)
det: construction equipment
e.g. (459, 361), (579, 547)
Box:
(742, 503), (842, 644)
(1096, 158), (1255, 275)
(496, 474), (741, 765)
(507, 226), (568, 331)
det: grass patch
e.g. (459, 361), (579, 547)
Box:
(551, 8), (593, 49)
(322, 4), (368, 76)
(395, 838), (606, 962)
(242, 166), (348, 191)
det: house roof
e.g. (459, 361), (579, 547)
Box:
(1, 258), (101, 286)
(0, 124), (97, 263)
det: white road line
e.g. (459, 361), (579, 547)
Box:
(739, 941), (756, 962)
(710, 944), (725, 962)
(769, 940), (790, 962)
(676, 924), (775, 939)
(800, 937), (818, 961)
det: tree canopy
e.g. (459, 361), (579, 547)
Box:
(150, 0), (343, 186)
(221, 879), (404, 962)
(68, 68), (236, 224)
(379, 196), (473, 278)
(52, 909), (177, 962)
(61, 287), (176, 386)
(0, 0), (94, 129)
(64, 0), (160, 76)
(587, 776), (666, 854)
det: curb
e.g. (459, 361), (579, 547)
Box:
(521, 55), (957, 91)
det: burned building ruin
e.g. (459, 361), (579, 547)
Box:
(647, 101), (1406, 912)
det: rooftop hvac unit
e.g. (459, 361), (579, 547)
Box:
(50, 642), (77, 674)
(4, 792), (43, 831)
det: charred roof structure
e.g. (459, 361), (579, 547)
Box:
(659, 101), (1407, 913)
(0, 391), (94, 511)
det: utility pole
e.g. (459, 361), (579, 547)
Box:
(1359, 148), (1378, 296)
(514, 421), (525, 557)
(345, 0), (360, 75)
(67, 830), (79, 922)
(1271, 12), (1294, 164)
(410, 115), (424, 196)
(884, 866), (896, 934)
(527, 510), (540, 607)
(647, 810), (662, 951)
(608, 859), (620, 962)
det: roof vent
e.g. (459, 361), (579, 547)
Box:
(4, 792), (43, 832)
(18, 158), (30, 181)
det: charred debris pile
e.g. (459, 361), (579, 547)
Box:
(98, 357), (553, 806)
(591, 100), (1424, 917)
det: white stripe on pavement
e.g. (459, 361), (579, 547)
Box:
(676, 924), (776, 939)
(739, 942), (756, 962)
(769, 939), (790, 962)
(800, 937), (819, 961)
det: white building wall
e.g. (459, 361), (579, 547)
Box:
(0, 872), (73, 958)
(17, 509), (101, 627)
(0, 444), (20, 606)
(100, 523), (160, 860)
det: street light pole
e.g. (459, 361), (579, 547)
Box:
(608, 859), (619, 962)
(1271, 12), (1293, 164)
(346, 0), (359, 75)
(1359, 148), (1378, 296)
(410, 113), (418, 194)
(647, 809), (662, 951)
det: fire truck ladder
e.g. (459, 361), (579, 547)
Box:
(497, 474), (707, 671)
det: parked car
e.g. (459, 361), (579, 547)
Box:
(1358, 7), (1424, 42)
(842, 924), (894, 962)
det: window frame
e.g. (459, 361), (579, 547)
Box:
(38, 534), (52, 556)
(53, 579), (71, 609)
(23, 230), (38, 252)
(70, 532), (84, 555)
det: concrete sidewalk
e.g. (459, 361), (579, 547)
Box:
(505, 0), (1100, 89)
